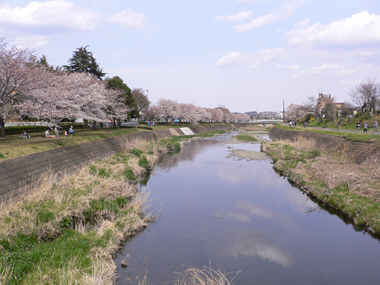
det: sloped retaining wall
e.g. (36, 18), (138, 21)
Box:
(1, 124), (230, 199)
(269, 127), (380, 164)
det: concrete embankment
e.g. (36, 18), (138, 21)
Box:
(1, 124), (231, 199)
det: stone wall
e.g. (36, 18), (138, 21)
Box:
(1, 124), (230, 199)
(269, 127), (380, 164)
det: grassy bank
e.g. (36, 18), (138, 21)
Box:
(0, 129), (232, 284)
(0, 124), (230, 161)
(0, 137), (181, 285)
(262, 137), (380, 236)
(276, 124), (380, 142)
(0, 127), (142, 161)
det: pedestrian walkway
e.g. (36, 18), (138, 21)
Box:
(280, 124), (380, 134)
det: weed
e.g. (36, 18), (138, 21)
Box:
(235, 134), (258, 142)
(138, 156), (151, 172)
(123, 167), (136, 181)
(130, 148), (143, 157)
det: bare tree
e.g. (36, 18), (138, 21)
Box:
(322, 102), (337, 121)
(303, 96), (319, 119)
(349, 78), (380, 114)
(131, 88), (150, 119)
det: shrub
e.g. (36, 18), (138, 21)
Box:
(138, 156), (151, 172)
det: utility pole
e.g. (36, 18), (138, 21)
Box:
(283, 100), (286, 122)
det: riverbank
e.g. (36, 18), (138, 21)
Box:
(227, 129), (271, 161)
(262, 133), (380, 236)
(0, 136), (181, 284)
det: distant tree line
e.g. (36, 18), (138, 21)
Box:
(285, 78), (380, 124)
(0, 39), (249, 137)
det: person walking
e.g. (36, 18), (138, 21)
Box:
(363, 122), (368, 133)
(356, 121), (361, 131)
(303, 121), (306, 128)
(69, 126), (74, 137)
(374, 121), (379, 132)
(338, 122), (341, 129)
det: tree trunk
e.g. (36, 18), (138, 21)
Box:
(99, 122), (104, 128)
(83, 119), (88, 128)
(92, 121), (97, 130)
(0, 118), (5, 137)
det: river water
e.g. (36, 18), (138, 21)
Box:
(116, 132), (380, 285)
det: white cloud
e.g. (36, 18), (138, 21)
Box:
(231, 0), (304, 32)
(292, 64), (345, 78)
(257, 48), (286, 62)
(0, 1), (101, 32)
(276, 64), (300, 70)
(234, 14), (276, 32)
(109, 9), (147, 29)
(11, 36), (49, 49)
(214, 11), (252, 23)
(235, 0), (269, 2)
(215, 48), (285, 68)
(214, 52), (254, 66)
(287, 10), (380, 48)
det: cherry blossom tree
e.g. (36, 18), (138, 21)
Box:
(176, 103), (190, 124)
(210, 108), (224, 122)
(0, 39), (52, 136)
(286, 104), (308, 122)
(18, 72), (123, 129)
(152, 98), (179, 124)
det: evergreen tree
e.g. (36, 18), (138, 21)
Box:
(106, 76), (137, 118)
(64, 46), (105, 79)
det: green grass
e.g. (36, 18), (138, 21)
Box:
(0, 135), (185, 284)
(0, 124), (230, 161)
(196, 130), (226, 137)
(234, 134), (258, 142)
(264, 141), (380, 235)
(129, 148), (143, 157)
(275, 124), (380, 142)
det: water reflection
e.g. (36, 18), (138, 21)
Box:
(224, 229), (295, 267)
(157, 139), (220, 171)
(222, 200), (300, 231)
(116, 133), (380, 285)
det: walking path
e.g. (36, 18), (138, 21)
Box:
(285, 125), (379, 134)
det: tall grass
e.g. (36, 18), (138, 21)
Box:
(173, 266), (240, 285)
(263, 136), (380, 235)
(0, 137), (179, 284)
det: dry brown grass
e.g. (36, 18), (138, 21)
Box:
(172, 266), (240, 285)
(0, 136), (168, 284)
(266, 137), (380, 202)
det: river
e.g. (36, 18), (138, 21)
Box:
(115, 132), (380, 284)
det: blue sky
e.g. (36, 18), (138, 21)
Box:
(1, 0), (380, 113)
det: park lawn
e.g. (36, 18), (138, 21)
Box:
(0, 127), (142, 161)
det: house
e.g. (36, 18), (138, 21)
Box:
(316, 93), (349, 118)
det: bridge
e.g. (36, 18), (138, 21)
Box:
(247, 119), (283, 124)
